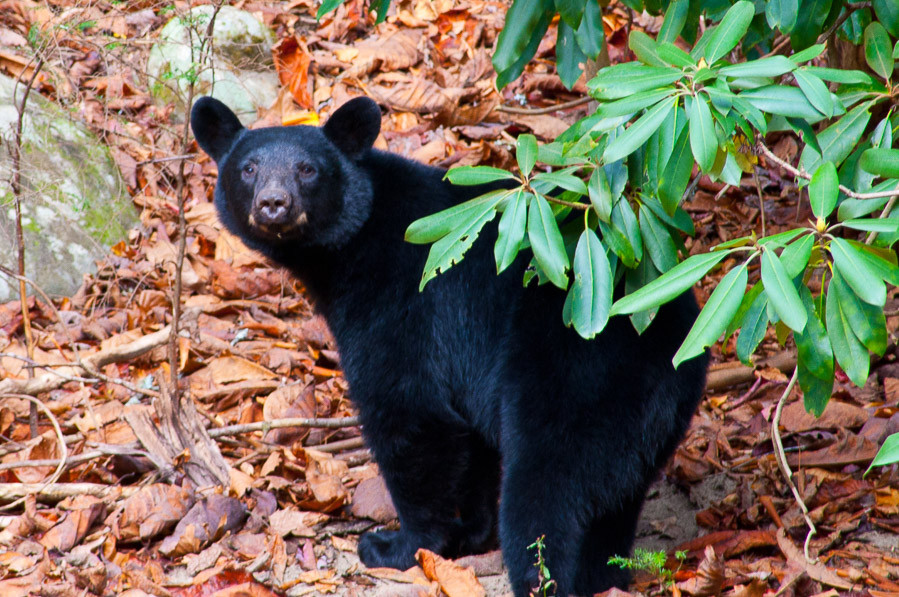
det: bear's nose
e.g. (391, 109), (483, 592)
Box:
(254, 190), (290, 225)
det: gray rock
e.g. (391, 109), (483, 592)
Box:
(147, 6), (279, 124)
(0, 74), (135, 302)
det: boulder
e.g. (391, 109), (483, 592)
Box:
(0, 74), (135, 302)
(147, 5), (279, 124)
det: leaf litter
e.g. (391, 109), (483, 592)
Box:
(0, 1), (897, 596)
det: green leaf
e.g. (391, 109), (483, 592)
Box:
(419, 200), (502, 290)
(832, 268), (888, 355)
(588, 167), (613, 222)
(594, 89), (675, 119)
(799, 103), (872, 174)
(841, 218), (899, 233)
(612, 199), (643, 263)
(761, 249), (807, 331)
(570, 229), (613, 338)
(372, 0), (391, 23)
(494, 190), (528, 273)
(674, 262), (747, 368)
(611, 250), (732, 315)
(588, 64), (683, 100)
(574, 0), (603, 58)
(516, 135), (538, 177)
(866, 433), (899, 474)
(780, 233), (815, 279)
(316, 0), (343, 19)
(766, 0), (798, 33)
(759, 228), (806, 248)
(626, 258), (660, 334)
(528, 194), (570, 289)
(639, 203), (678, 273)
(790, 43), (826, 63)
(599, 219), (637, 268)
(659, 126), (693, 215)
(659, 0), (689, 43)
(809, 161), (839, 219)
(445, 166), (517, 186)
(557, 18), (587, 89)
(859, 148), (899, 178)
(805, 66), (875, 84)
(718, 56), (797, 78)
(740, 86), (824, 120)
(848, 241), (899, 285)
(797, 358), (833, 417)
(794, 285), (834, 380)
(826, 271), (871, 387)
(629, 30), (667, 67)
(657, 42), (695, 67)
(604, 98), (676, 164)
(875, 0), (899, 37)
(794, 69), (834, 119)
(493, 0), (552, 73)
(532, 171), (588, 195)
(864, 22), (894, 80)
(830, 238), (887, 306)
(555, 0), (586, 28)
(687, 94), (717, 173)
(703, 1), (755, 64)
(791, 0), (833, 51)
(406, 189), (510, 244)
(736, 290), (768, 365)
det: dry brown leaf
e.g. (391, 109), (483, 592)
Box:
(776, 528), (853, 590)
(511, 113), (571, 140)
(780, 400), (868, 433)
(416, 548), (486, 597)
(111, 484), (195, 543)
(39, 499), (105, 552)
(208, 582), (280, 597)
(273, 36), (314, 109)
(159, 495), (248, 557)
(677, 545), (724, 597)
(301, 449), (349, 512)
(337, 28), (423, 78)
(269, 509), (316, 538)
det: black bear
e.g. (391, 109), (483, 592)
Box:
(191, 95), (708, 597)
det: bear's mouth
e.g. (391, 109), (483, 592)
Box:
(248, 211), (309, 239)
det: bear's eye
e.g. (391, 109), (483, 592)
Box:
(298, 164), (316, 178)
(242, 164), (256, 177)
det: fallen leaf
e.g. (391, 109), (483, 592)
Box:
(416, 549), (485, 597)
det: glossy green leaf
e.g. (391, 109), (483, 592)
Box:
(739, 86), (824, 120)
(790, 43), (826, 63)
(830, 238), (887, 306)
(758, 228), (807, 248)
(718, 56), (797, 78)
(797, 358), (833, 417)
(316, 0), (342, 19)
(657, 0), (688, 43)
(832, 268), (888, 355)
(736, 289), (769, 365)
(588, 64), (683, 100)
(555, 0), (586, 28)
(841, 218), (899, 233)
(766, 0), (798, 33)
(445, 166), (517, 186)
(594, 89), (675, 119)
(494, 190), (528, 273)
(780, 233), (815, 279)
(809, 161), (839, 219)
(571, 229), (612, 338)
(687, 94), (717, 172)
(799, 104), (872, 174)
(626, 258), (660, 334)
(859, 148), (899, 178)
(574, 0), (603, 58)
(657, 42), (695, 67)
(629, 30), (667, 67)
(639, 204), (678, 273)
(532, 171), (588, 195)
(599, 219), (637, 268)
(848, 241), (899, 285)
(791, 0), (832, 51)
(864, 22), (894, 80)
(611, 250), (732, 315)
(805, 66), (875, 84)
(419, 199), (502, 290)
(875, 0), (899, 37)
(516, 135), (538, 178)
(612, 198), (643, 263)
(372, 0), (390, 23)
(604, 98), (676, 164)
(761, 249), (807, 332)
(703, 1), (755, 64)
(406, 189), (510, 244)
(557, 18), (587, 89)
(674, 263), (748, 368)
(659, 126), (693, 215)
(794, 285), (834, 380)
(794, 69), (834, 118)
(866, 433), (899, 474)
(826, 271), (871, 387)
(528, 194), (570, 289)
(588, 167), (613, 222)
(493, 0), (551, 73)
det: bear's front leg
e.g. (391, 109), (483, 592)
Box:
(357, 413), (495, 569)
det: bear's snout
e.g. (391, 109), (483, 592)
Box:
(253, 189), (293, 227)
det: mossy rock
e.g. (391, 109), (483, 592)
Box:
(0, 74), (135, 301)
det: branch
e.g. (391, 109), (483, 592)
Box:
(0, 483), (140, 504)
(207, 416), (361, 439)
(495, 96), (592, 115)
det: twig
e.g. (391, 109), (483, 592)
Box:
(0, 483), (140, 503)
(136, 153), (197, 166)
(495, 96), (592, 115)
(758, 141), (899, 200)
(0, 432), (84, 458)
(770, 369), (817, 563)
(817, 2), (872, 45)
(207, 416), (361, 438)
(0, 446), (148, 472)
(753, 167), (767, 237)
(0, 394), (67, 511)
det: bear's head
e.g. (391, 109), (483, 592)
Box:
(190, 96), (382, 250)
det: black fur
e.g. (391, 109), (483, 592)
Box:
(191, 96), (708, 597)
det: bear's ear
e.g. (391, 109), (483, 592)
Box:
(191, 97), (244, 163)
(322, 97), (381, 157)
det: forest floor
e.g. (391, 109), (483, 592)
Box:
(0, 1), (898, 597)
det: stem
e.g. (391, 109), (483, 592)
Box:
(753, 167), (766, 237)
